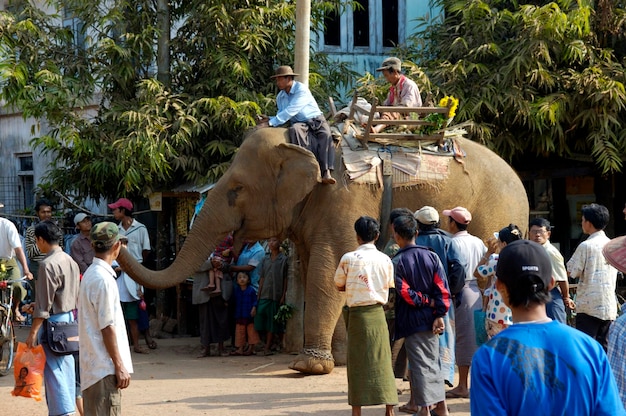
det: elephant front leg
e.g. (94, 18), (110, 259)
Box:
(289, 267), (344, 375)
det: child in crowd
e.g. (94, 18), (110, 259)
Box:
(202, 232), (234, 294)
(231, 272), (260, 356)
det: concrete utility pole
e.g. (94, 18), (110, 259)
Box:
(284, 0), (311, 353)
(294, 0), (311, 86)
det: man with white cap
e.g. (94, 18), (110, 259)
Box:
(371, 57), (422, 133)
(605, 235), (626, 407)
(71, 212), (94, 274)
(442, 206), (486, 399)
(471, 240), (625, 415)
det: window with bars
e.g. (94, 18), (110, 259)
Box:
(321, 0), (402, 53)
(63, 7), (85, 49)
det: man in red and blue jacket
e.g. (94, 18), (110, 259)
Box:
(393, 214), (450, 416)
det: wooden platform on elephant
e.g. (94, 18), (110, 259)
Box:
(337, 93), (452, 149)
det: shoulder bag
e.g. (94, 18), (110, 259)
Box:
(45, 320), (79, 355)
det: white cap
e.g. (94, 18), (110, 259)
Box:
(414, 206), (439, 225)
(74, 213), (90, 226)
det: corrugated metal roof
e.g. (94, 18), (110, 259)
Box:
(170, 182), (215, 194)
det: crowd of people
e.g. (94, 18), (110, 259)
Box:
(335, 203), (626, 416)
(1, 55), (626, 415)
(192, 235), (290, 359)
(1, 196), (161, 415)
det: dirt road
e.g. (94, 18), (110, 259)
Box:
(0, 326), (470, 415)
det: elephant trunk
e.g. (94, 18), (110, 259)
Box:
(118, 190), (237, 289)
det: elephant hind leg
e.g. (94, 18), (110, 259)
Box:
(289, 348), (335, 375)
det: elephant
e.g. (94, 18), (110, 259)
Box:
(119, 127), (529, 375)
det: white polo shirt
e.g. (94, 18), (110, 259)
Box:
(118, 219), (150, 263)
(0, 217), (22, 259)
(79, 258), (133, 391)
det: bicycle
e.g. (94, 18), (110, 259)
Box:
(0, 277), (30, 376)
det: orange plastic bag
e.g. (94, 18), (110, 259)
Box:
(12, 342), (45, 401)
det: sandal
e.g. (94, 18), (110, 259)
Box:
(147, 340), (158, 350)
(399, 404), (419, 414)
(196, 347), (210, 358)
(134, 347), (149, 354)
(13, 312), (26, 323)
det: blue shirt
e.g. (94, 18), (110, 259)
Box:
(471, 320), (626, 416)
(233, 285), (257, 320)
(236, 242), (265, 292)
(269, 81), (322, 126)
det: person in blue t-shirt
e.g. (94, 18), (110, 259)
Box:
(228, 240), (265, 293)
(471, 240), (625, 416)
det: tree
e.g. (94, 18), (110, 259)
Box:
(402, 0), (626, 174)
(0, 0), (353, 201)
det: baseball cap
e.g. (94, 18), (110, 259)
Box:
(90, 222), (120, 248)
(414, 206), (439, 225)
(376, 57), (402, 72)
(442, 206), (472, 225)
(73, 213), (91, 226)
(107, 198), (133, 211)
(496, 240), (552, 293)
(603, 236), (626, 273)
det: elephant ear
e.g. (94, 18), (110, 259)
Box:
(275, 142), (321, 210)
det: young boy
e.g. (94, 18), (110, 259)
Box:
(231, 272), (260, 356)
(254, 237), (288, 355)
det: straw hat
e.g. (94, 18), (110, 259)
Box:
(270, 66), (299, 78)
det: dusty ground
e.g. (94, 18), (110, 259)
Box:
(0, 326), (470, 416)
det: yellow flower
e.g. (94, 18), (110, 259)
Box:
(0, 264), (5, 273)
(438, 95), (459, 120)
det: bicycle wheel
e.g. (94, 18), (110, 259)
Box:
(0, 316), (14, 376)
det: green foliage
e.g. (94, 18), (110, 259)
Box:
(402, 0), (626, 174)
(274, 303), (295, 325)
(0, 0), (353, 201)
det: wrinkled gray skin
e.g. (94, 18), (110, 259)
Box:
(120, 127), (529, 374)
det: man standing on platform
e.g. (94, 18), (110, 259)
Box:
(370, 57), (423, 133)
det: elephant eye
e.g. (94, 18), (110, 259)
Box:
(227, 185), (243, 206)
